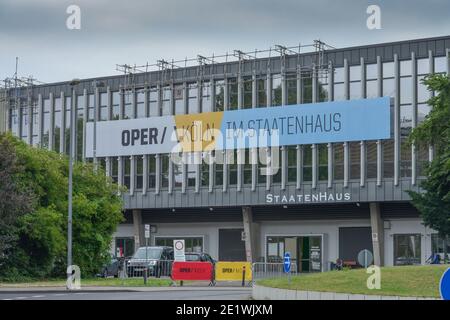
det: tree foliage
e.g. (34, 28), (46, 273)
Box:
(0, 133), (123, 280)
(407, 74), (450, 237)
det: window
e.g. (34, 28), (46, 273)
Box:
(394, 234), (421, 266)
(383, 140), (394, 178)
(334, 67), (345, 83)
(111, 158), (118, 183)
(161, 86), (172, 116)
(302, 77), (312, 103)
(243, 149), (252, 185)
(243, 77), (252, 109)
(187, 158), (196, 188)
(349, 65), (361, 81)
(155, 237), (203, 253)
(333, 83), (345, 101)
(434, 56), (447, 74)
(366, 80), (378, 98)
(161, 154), (170, 188)
(115, 238), (135, 258)
(54, 97), (61, 152)
(174, 85), (184, 115)
(400, 77), (412, 104)
(123, 157), (131, 189)
(256, 77), (267, 107)
(350, 81), (361, 100)
(383, 62), (395, 78)
(201, 153), (209, 187)
(318, 144), (328, 181)
(228, 150), (237, 185)
(10, 107), (19, 136)
(42, 98), (51, 148)
(215, 162), (223, 187)
(136, 89), (146, 118)
(214, 80), (225, 111)
(366, 64), (378, 80)
(257, 148), (267, 185)
(271, 75), (282, 106)
(302, 145), (312, 182)
(228, 79), (238, 110)
(317, 74), (328, 102)
(287, 74), (298, 104)
(431, 234), (450, 261)
(400, 60), (412, 76)
(149, 88), (159, 117)
(124, 91), (133, 119)
(366, 141), (377, 179)
(287, 146), (297, 183)
(135, 156), (143, 190)
(272, 148), (281, 184)
(201, 82), (212, 112)
(87, 94), (94, 121)
(417, 143), (429, 177)
(188, 83), (198, 114)
(417, 58), (429, 75)
(333, 143), (344, 180)
(99, 92), (108, 121)
(112, 91), (120, 120)
(349, 142), (360, 180)
(173, 154), (183, 189)
(383, 78), (395, 98)
(148, 155), (157, 189)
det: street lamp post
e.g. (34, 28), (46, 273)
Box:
(92, 80), (105, 170)
(67, 79), (80, 289)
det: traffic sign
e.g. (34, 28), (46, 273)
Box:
(440, 267), (450, 300)
(174, 239), (186, 262)
(144, 224), (150, 239)
(357, 249), (374, 268)
(283, 252), (291, 273)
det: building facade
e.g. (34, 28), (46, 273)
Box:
(4, 36), (450, 271)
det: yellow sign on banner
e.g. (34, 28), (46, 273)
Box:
(215, 261), (252, 281)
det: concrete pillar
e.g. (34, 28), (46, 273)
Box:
(132, 209), (144, 251)
(369, 203), (384, 266)
(242, 206), (260, 263)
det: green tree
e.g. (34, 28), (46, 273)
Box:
(0, 133), (34, 272)
(407, 74), (450, 255)
(0, 133), (123, 280)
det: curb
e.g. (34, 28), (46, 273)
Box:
(252, 284), (439, 300)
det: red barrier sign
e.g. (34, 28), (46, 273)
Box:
(171, 261), (213, 281)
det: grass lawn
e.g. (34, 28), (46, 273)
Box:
(0, 277), (173, 288)
(257, 265), (449, 298)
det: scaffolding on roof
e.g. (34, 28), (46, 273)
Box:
(115, 40), (336, 90)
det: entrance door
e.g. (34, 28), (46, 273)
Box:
(219, 229), (246, 261)
(266, 235), (323, 273)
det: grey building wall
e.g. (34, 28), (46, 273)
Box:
(4, 36), (450, 210)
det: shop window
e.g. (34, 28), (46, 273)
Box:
(394, 234), (421, 266)
(431, 234), (450, 262)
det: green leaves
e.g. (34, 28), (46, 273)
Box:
(408, 74), (450, 238)
(0, 133), (123, 280)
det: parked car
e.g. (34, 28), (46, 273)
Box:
(98, 256), (121, 278)
(185, 252), (216, 265)
(127, 246), (174, 278)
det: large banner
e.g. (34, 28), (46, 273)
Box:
(85, 97), (391, 157)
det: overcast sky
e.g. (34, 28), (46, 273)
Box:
(1, 0), (449, 83)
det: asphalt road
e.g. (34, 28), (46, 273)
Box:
(0, 288), (252, 300)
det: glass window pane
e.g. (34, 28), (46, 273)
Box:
(434, 56), (447, 73)
(400, 77), (412, 104)
(366, 64), (378, 80)
(350, 65), (361, 81)
(383, 62), (395, 78)
(334, 67), (345, 83)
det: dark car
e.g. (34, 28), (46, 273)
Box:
(185, 252), (216, 265)
(127, 246), (174, 278)
(98, 256), (122, 278)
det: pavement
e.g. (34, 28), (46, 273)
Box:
(0, 286), (252, 300)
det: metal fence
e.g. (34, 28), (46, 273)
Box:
(118, 259), (173, 279)
(251, 262), (298, 283)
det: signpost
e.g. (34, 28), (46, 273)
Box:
(144, 224), (150, 284)
(284, 252), (291, 285)
(174, 239), (186, 262)
(357, 249), (374, 268)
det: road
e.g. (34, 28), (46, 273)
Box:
(0, 287), (252, 300)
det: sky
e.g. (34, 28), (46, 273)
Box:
(0, 0), (449, 83)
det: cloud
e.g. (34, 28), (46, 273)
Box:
(0, 0), (449, 82)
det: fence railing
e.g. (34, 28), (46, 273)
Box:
(251, 262), (298, 283)
(119, 258), (173, 279)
